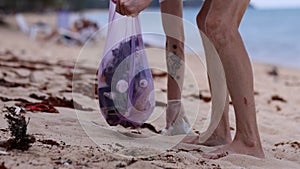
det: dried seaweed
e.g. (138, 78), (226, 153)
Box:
(0, 78), (27, 88)
(0, 96), (29, 103)
(0, 162), (8, 169)
(19, 95), (93, 112)
(199, 93), (211, 103)
(155, 101), (167, 107)
(44, 96), (93, 111)
(29, 93), (46, 100)
(274, 141), (300, 150)
(151, 69), (168, 78)
(271, 95), (287, 103)
(0, 108), (35, 151)
(38, 139), (60, 146)
(185, 92), (211, 103)
(267, 66), (279, 77)
(140, 123), (160, 134)
(23, 103), (59, 113)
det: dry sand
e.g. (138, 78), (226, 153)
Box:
(0, 14), (299, 169)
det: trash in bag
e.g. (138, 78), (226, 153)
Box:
(97, 1), (155, 129)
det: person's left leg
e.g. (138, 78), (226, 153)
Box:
(160, 0), (191, 135)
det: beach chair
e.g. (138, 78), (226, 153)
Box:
(16, 14), (52, 40)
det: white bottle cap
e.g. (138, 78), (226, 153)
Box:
(139, 79), (148, 88)
(116, 80), (128, 93)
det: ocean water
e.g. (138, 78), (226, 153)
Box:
(86, 7), (300, 68)
(240, 8), (300, 68)
(183, 7), (300, 68)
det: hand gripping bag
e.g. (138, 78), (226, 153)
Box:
(97, 1), (155, 129)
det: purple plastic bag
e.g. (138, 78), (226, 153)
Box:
(97, 1), (155, 128)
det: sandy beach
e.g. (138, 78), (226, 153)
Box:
(0, 13), (299, 169)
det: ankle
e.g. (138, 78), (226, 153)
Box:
(202, 132), (231, 146)
(233, 135), (261, 148)
(211, 131), (231, 142)
(166, 100), (184, 127)
(213, 124), (232, 141)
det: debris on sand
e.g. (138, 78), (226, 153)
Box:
(140, 123), (160, 134)
(151, 69), (168, 78)
(267, 66), (279, 77)
(24, 103), (59, 113)
(155, 101), (167, 107)
(0, 150), (9, 155)
(0, 96), (29, 103)
(274, 141), (300, 150)
(0, 78), (27, 88)
(199, 92), (211, 103)
(19, 95), (94, 113)
(270, 95), (287, 103)
(43, 96), (94, 111)
(38, 139), (60, 147)
(275, 105), (281, 111)
(184, 90), (212, 103)
(0, 107), (35, 151)
(0, 162), (8, 169)
(29, 93), (46, 100)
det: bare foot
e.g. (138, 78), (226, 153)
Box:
(162, 100), (192, 136)
(181, 132), (231, 146)
(203, 132), (232, 146)
(202, 139), (265, 159)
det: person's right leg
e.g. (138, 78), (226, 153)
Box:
(201, 0), (264, 159)
(197, 0), (231, 146)
(183, 0), (231, 146)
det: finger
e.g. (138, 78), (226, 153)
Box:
(123, 1), (133, 16)
(130, 12), (138, 17)
(124, 5), (136, 17)
(117, 0), (126, 16)
(120, 0), (127, 16)
(126, 0), (143, 17)
(116, 0), (122, 15)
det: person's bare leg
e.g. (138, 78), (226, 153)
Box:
(160, 0), (185, 100)
(197, 0), (232, 146)
(182, 0), (231, 146)
(182, 95), (230, 146)
(200, 0), (264, 159)
(202, 92), (231, 146)
(160, 0), (191, 134)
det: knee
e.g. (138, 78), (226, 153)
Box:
(197, 11), (236, 44)
(205, 15), (236, 45)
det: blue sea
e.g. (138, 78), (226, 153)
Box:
(85, 7), (300, 68)
(184, 7), (300, 68)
